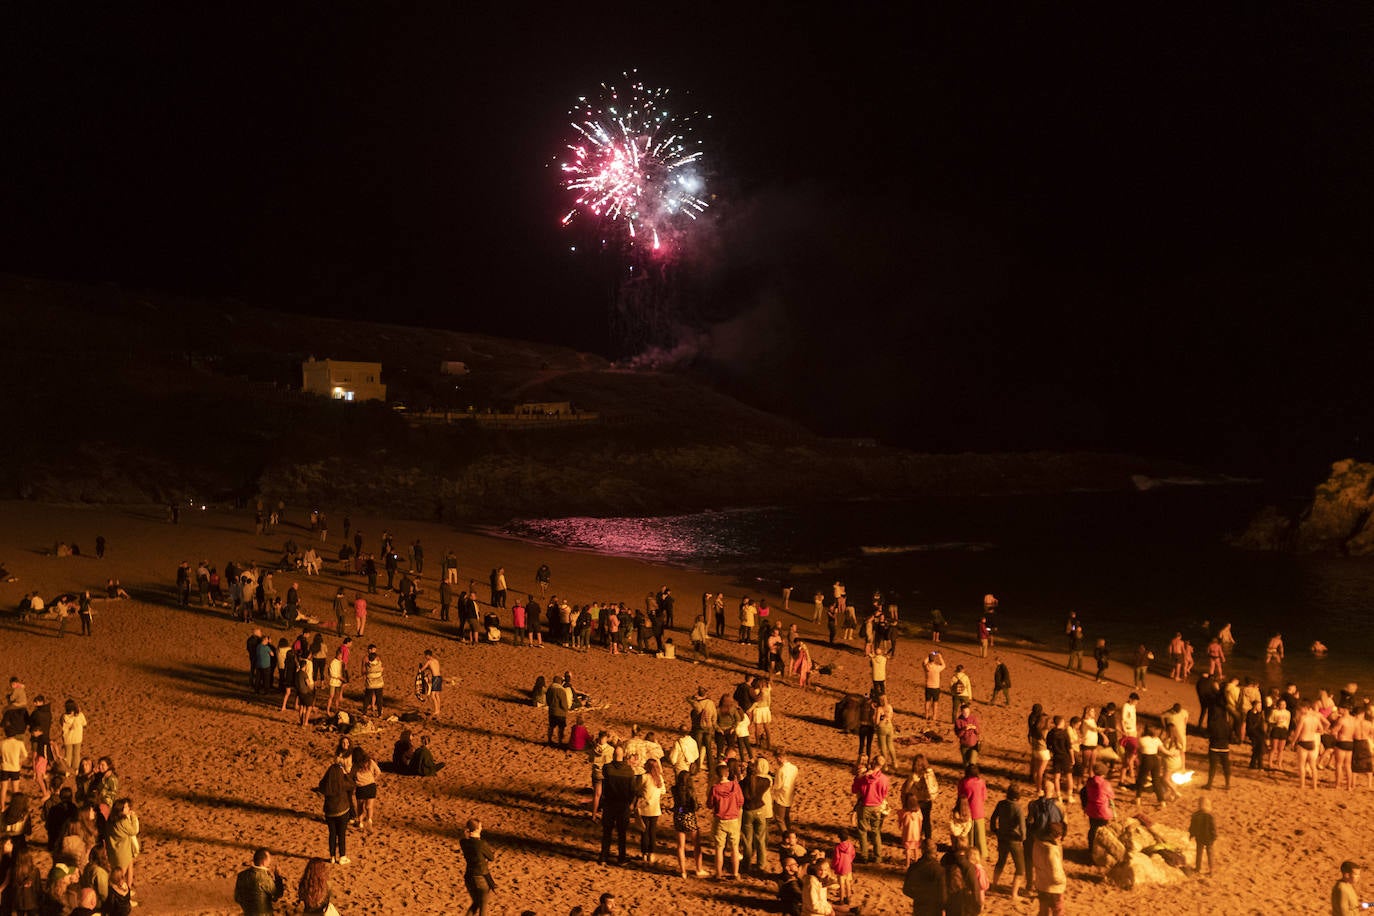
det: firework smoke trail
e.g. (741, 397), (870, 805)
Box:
(558, 71), (708, 255)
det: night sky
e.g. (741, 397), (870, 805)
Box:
(3, 6), (1371, 480)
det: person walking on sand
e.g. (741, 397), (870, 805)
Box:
(1093, 638), (1110, 684)
(317, 758), (354, 866)
(991, 658), (1011, 707)
(460, 817), (496, 916)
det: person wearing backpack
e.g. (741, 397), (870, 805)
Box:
(903, 837), (946, 916)
(941, 838), (984, 916)
(1022, 784), (1064, 894)
(1032, 821), (1068, 914)
(989, 784), (1027, 900)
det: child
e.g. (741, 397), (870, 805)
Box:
(832, 830), (856, 904)
(1188, 797), (1217, 874)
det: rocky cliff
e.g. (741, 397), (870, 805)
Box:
(1234, 459), (1374, 553)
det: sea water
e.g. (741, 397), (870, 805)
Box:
(505, 485), (1374, 697)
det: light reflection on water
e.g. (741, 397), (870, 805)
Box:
(505, 489), (1374, 695)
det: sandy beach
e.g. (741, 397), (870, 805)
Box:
(3, 500), (1372, 915)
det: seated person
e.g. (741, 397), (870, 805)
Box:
(105, 579), (131, 599)
(531, 675), (547, 708)
(411, 734), (444, 776)
(778, 830), (809, 862)
(392, 730), (416, 772)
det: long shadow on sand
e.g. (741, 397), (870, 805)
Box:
(164, 788), (314, 822)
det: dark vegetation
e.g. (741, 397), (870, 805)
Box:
(0, 275), (1187, 522)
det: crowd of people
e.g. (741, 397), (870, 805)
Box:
(1, 677), (139, 914)
(9, 504), (1373, 916)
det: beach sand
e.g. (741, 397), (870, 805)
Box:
(3, 501), (1371, 915)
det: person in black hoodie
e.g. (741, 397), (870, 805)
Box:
(460, 816), (495, 916)
(599, 747), (636, 866)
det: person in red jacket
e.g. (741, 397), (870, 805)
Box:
(1081, 762), (1115, 857)
(708, 762), (744, 879)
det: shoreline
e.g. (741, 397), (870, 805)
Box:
(2, 500), (1371, 914)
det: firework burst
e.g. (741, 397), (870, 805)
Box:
(558, 71), (708, 254)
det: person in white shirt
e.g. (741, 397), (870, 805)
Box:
(772, 749), (800, 833)
(922, 651), (946, 722)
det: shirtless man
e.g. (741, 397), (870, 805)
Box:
(419, 649), (443, 717)
(1331, 707), (1359, 791)
(1168, 633), (1186, 681)
(1265, 632), (1285, 664)
(1291, 701), (1325, 790)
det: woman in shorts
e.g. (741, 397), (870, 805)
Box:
(350, 746), (381, 830)
(671, 768), (705, 878)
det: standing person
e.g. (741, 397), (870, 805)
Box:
(852, 757), (890, 864)
(792, 641), (814, 691)
(1189, 797), (1217, 875)
(868, 645), (889, 696)
(955, 704), (981, 767)
(1203, 704), (1233, 790)
(317, 758), (354, 866)
(1135, 724), (1168, 807)
(1082, 763), (1115, 856)
(418, 650), (443, 717)
(957, 764), (989, 862)
(546, 676), (572, 746)
(922, 651), (946, 723)
(234, 847), (286, 915)
(350, 747), (381, 830)
(708, 762), (744, 880)
(324, 648), (345, 716)
(294, 654), (317, 728)
(636, 758), (667, 866)
(910, 755), (938, 841)
(1333, 860), (1362, 916)
(60, 699), (87, 774)
(988, 785), (1027, 901)
(460, 817), (496, 916)
(535, 563), (551, 595)
(1066, 624), (1084, 671)
(771, 749), (799, 836)
(350, 593), (367, 637)
(78, 591), (93, 636)
(739, 758), (772, 875)
(991, 658), (1011, 706)
(95, 535), (106, 559)
(898, 764), (925, 868)
(671, 768), (705, 878)
(361, 645), (384, 718)
(1167, 632), (1187, 680)
(1032, 822), (1067, 915)
(600, 747), (636, 866)
(1093, 638), (1110, 684)
(813, 591), (825, 624)
(832, 830), (857, 906)
(902, 838), (947, 916)
(106, 797), (141, 898)
(1133, 644), (1153, 690)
